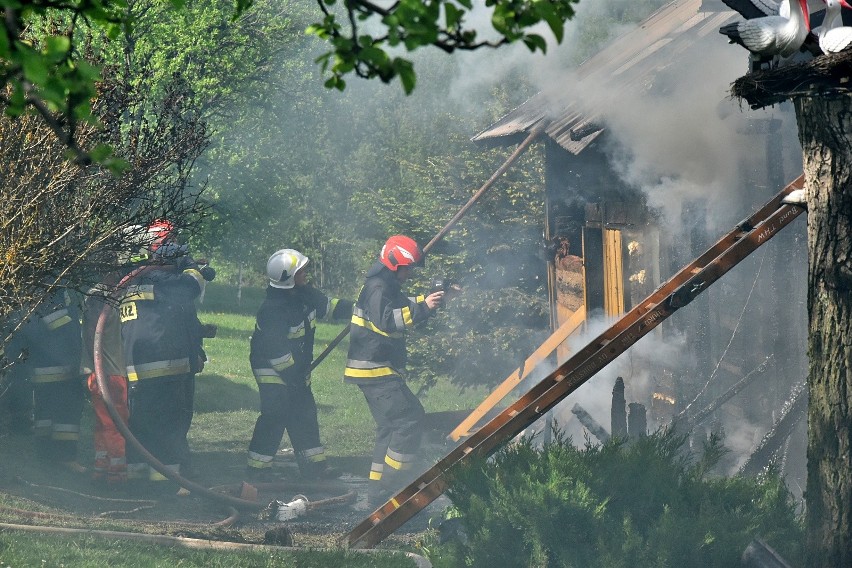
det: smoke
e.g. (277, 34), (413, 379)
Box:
(446, 0), (669, 115)
(527, 315), (690, 442)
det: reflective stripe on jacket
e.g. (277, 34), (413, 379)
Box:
(343, 262), (431, 385)
(249, 285), (352, 386)
(120, 265), (204, 379)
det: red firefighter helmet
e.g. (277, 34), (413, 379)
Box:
(380, 235), (424, 271)
(147, 219), (174, 252)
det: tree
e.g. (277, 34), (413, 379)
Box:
(307, 0), (581, 93)
(2, 0), (586, 160)
(731, 52), (852, 567)
(0, 0), (251, 163)
(1, 44), (208, 375)
(796, 95), (852, 568)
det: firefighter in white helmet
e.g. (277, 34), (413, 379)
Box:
(246, 248), (353, 480)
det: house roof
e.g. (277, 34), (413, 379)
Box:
(471, 0), (737, 154)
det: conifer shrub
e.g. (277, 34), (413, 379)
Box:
(431, 431), (803, 567)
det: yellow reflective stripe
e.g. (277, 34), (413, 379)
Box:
(401, 306), (413, 326)
(183, 268), (204, 288)
(126, 358), (191, 381)
(351, 315), (390, 337)
(248, 451), (274, 468)
(414, 295), (426, 303)
(52, 431), (80, 441)
(385, 454), (403, 470)
(287, 324), (306, 339)
(344, 366), (396, 378)
(252, 369), (285, 385)
(123, 285), (155, 301)
(270, 354), (294, 371)
(149, 470), (169, 481)
(369, 471), (383, 480)
(351, 316), (403, 338)
(327, 298), (340, 318)
(390, 497), (400, 509)
(42, 309), (72, 330)
(386, 449), (414, 470)
(32, 366), (77, 382)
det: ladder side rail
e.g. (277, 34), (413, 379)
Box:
(448, 305), (587, 441)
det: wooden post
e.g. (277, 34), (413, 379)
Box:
(611, 377), (628, 438)
(627, 403), (647, 439)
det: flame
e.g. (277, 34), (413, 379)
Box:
(653, 392), (676, 405)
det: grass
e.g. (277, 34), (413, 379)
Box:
(0, 532), (418, 567)
(193, 283), (492, 461)
(1, 282), (494, 566)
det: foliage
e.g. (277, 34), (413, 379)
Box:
(433, 431), (804, 567)
(306, 0), (581, 93)
(0, 26), (208, 378)
(0, 0), (128, 163)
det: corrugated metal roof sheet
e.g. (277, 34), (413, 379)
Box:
(471, 0), (737, 154)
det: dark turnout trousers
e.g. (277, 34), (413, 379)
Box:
(247, 382), (327, 474)
(359, 379), (425, 499)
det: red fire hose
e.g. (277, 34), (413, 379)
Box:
(92, 266), (266, 510)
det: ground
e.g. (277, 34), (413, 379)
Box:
(0, 417), (454, 554)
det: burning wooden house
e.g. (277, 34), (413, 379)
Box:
(469, 0), (808, 476)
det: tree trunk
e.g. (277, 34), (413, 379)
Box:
(795, 94), (852, 567)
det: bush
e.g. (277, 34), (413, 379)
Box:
(432, 431), (803, 568)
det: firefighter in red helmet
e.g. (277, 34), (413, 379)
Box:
(119, 221), (215, 488)
(344, 235), (444, 507)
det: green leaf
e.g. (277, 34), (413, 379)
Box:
(89, 143), (114, 162)
(19, 48), (49, 85)
(395, 59), (416, 94)
(522, 33), (547, 53)
(44, 36), (71, 59)
(444, 3), (463, 30)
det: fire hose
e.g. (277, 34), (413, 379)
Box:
(309, 119), (550, 372)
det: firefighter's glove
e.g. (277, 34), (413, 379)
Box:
(201, 323), (218, 338)
(200, 266), (216, 282)
(425, 291), (444, 310)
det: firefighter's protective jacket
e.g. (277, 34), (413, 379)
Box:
(82, 271), (129, 377)
(250, 285), (352, 386)
(13, 289), (83, 384)
(344, 261), (432, 385)
(120, 264), (205, 382)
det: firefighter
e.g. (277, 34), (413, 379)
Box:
(120, 227), (214, 487)
(80, 225), (148, 485)
(83, 272), (131, 485)
(343, 235), (444, 506)
(10, 287), (86, 471)
(246, 249), (353, 480)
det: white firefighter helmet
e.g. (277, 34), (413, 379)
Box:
(267, 249), (309, 289)
(118, 224), (150, 264)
